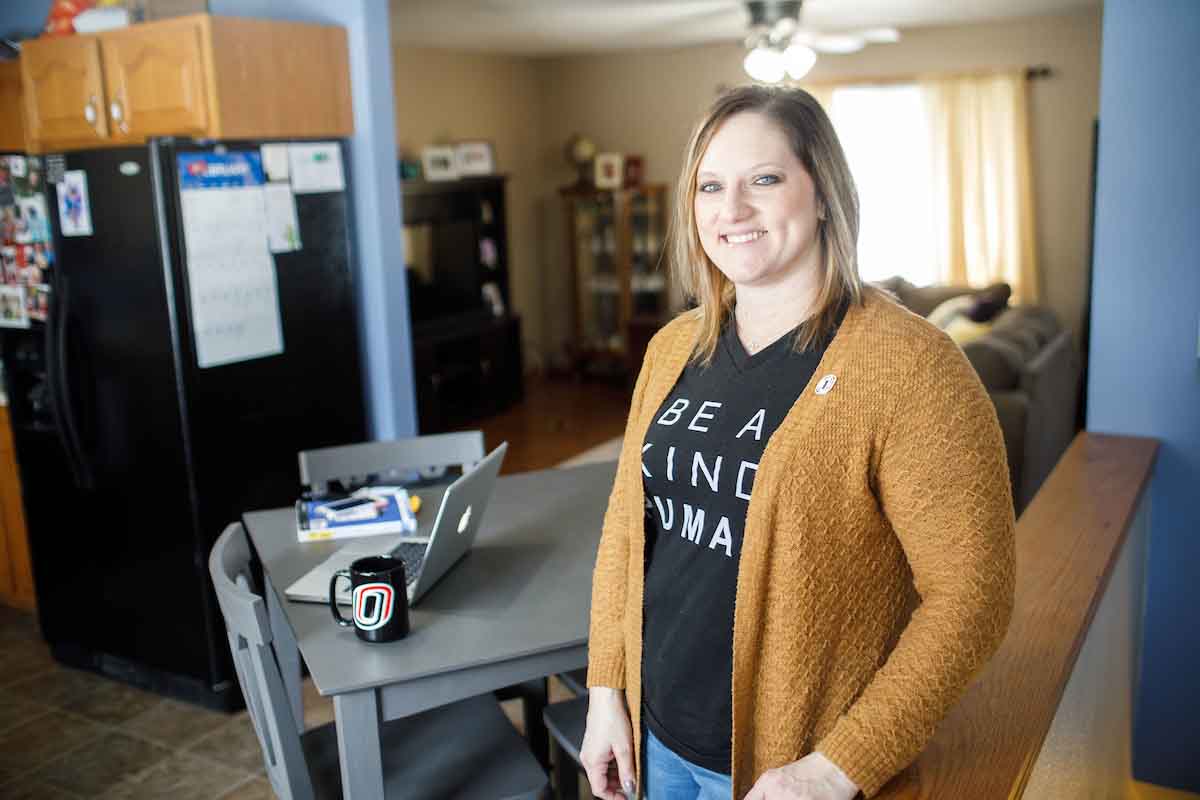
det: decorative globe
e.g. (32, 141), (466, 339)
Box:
(565, 135), (597, 186)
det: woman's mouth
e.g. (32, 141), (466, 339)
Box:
(721, 230), (766, 245)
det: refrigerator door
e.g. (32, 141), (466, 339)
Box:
(28, 146), (226, 701)
(157, 139), (366, 550)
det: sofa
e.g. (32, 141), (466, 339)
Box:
(875, 277), (1082, 515)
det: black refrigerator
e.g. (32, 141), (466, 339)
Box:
(1, 138), (367, 709)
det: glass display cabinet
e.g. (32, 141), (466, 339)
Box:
(560, 183), (669, 378)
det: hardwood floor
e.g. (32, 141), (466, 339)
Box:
(475, 374), (633, 474)
(1132, 781), (1200, 799)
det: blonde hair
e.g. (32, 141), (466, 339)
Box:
(670, 84), (864, 364)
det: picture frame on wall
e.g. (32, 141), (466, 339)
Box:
(594, 153), (624, 190)
(454, 141), (496, 176)
(623, 155), (645, 188)
(421, 146), (459, 181)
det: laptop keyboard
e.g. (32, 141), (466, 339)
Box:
(391, 542), (426, 586)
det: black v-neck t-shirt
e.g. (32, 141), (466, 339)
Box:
(640, 302), (847, 773)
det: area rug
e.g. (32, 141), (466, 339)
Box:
(556, 436), (622, 468)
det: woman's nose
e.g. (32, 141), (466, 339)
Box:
(719, 186), (752, 221)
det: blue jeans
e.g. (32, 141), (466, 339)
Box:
(643, 726), (733, 800)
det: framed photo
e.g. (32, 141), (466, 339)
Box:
(594, 153), (624, 190)
(454, 141), (495, 176)
(421, 146), (459, 181)
(623, 155), (645, 188)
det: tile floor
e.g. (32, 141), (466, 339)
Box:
(0, 602), (574, 799)
(0, 602), (278, 798)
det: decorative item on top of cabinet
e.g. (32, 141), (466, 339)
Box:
(20, 14), (353, 154)
(560, 183), (669, 381)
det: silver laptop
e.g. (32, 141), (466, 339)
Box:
(286, 442), (507, 607)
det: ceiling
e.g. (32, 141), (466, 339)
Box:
(388, 0), (1101, 55)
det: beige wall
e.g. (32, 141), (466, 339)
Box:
(535, 9), (1102, 358)
(392, 10), (1100, 369)
(392, 47), (547, 367)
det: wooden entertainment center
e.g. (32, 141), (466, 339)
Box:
(401, 175), (523, 433)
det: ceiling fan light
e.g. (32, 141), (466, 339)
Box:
(813, 34), (865, 54)
(744, 45), (786, 83)
(860, 27), (901, 44)
(783, 43), (817, 79)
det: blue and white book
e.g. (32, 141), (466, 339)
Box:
(296, 486), (418, 542)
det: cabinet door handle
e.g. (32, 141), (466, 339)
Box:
(84, 96), (98, 126)
(110, 94), (130, 134)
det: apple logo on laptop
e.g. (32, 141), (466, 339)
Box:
(457, 505), (472, 534)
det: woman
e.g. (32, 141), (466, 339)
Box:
(580, 85), (1016, 800)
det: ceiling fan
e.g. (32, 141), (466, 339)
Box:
(741, 1), (900, 82)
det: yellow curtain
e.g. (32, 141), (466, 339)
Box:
(920, 70), (1040, 303)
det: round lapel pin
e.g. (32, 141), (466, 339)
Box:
(814, 374), (837, 395)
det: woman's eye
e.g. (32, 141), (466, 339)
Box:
(753, 174), (781, 186)
(698, 182), (721, 193)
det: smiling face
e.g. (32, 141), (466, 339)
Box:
(693, 111), (823, 294)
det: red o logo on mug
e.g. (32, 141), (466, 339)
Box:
(352, 583), (395, 631)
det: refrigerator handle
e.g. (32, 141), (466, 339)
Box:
(44, 275), (85, 487)
(52, 276), (93, 490)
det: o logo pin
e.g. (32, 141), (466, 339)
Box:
(814, 374), (837, 395)
(352, 582), (395, 631)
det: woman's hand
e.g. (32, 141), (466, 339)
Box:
(580, 686), (637, 799)
(742, 751), (859, 800)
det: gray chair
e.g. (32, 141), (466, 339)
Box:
(209, 522), (547, 800)
(299, 431), (487, 495)
(541, 671), (589, 799)
(557, 669), (588, 697)
(543, 696), (589, 800)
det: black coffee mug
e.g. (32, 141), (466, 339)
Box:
(329, 556), (410, 643)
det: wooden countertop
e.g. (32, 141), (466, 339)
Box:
(874, 432), (1158, 799)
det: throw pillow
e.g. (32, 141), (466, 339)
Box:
(964, 283), (1012, 323)
(928, 295), (976, 329)
(944, 315), (995, 346)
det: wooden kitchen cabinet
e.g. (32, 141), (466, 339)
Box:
(20, 14), (352, 153)
(0, 61), (29, 151)
(99, 16), (212, 143)
(0, 406), (35, 611)
(19, 34), (108, 151)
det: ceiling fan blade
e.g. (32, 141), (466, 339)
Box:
(810, 32), (866, 54)
(857, 26), (902, 44)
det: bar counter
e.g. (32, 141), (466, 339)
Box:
(872, 432), (1158, 798)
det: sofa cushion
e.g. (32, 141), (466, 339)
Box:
(961, 337), (1025, 391)
(988, 306), (1061, 359)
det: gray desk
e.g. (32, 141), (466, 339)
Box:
(242, 461), (616, 799)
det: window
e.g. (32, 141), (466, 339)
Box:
(826, 84), (939, 287)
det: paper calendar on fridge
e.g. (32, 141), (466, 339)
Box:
(177, 152), (284, 368)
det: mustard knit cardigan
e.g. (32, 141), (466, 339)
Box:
(587, 289), (1016, 799)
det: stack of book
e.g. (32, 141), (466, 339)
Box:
(296, 486), (420, 542)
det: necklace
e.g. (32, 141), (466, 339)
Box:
(736, 316), (782, 355)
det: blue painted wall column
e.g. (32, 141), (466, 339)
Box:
(1088, 0), (1200, 792)
(207, 0), (415, 439)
